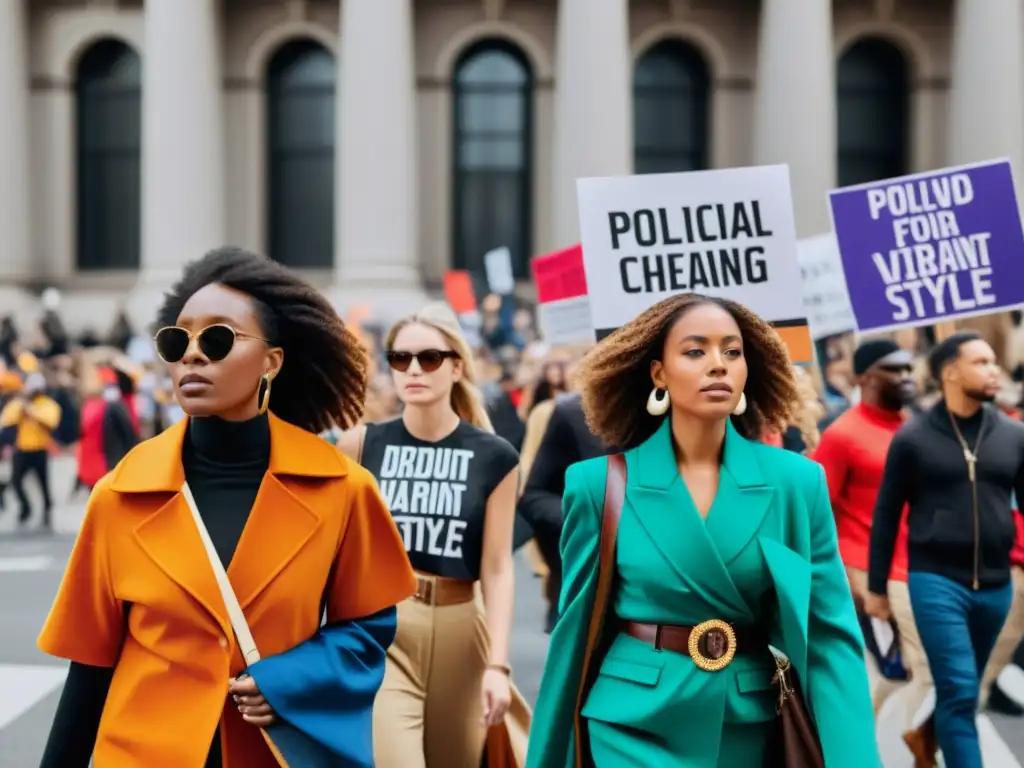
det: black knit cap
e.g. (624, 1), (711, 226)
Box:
(853, 339), (908, 376)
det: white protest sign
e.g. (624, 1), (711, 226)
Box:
(484, 247), (515, 295)
(576, 164), (813, 362)
(797, 233), (856, 340)
(457, 310), (483, 349)
(531, 244), (595, 346)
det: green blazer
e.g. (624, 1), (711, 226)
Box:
(525, 418), (880, 768)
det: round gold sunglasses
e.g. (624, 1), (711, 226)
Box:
(153, 324), (267, 363)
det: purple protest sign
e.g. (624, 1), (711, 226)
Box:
(828, 159), (1024, 333)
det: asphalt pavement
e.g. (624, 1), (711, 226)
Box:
(1, 455), (1023, 766)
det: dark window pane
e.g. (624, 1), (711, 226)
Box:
(459, 171), (528, 277)
(266, 40), (336, 268)
(457, 91), (525, 133)
(837, 38), (909, 187)
(75, 39), (142, 270)
(633, 40), (710, 176)
(270, 91), (334, 149)
(459, 138), (523, 170)
(456, 50), (528, 87)
(452, 41), (532, 277)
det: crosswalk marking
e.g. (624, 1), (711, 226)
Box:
(0, 556), (55, 573)
(874, 683), (1021, 767)
(976, 714), (1021, 768)
(0, 664), (66, 730)
(999, 664), (1024, 705)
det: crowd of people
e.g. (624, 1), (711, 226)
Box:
(0, 286), (573, 534)
(3, 245), (1024, 766)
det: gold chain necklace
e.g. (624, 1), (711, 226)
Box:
(948, 410), (980, 482)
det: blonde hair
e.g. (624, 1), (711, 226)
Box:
(791, 366), (825, 453)
(385, 302), (495, 433)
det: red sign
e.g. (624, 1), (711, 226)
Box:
(531, 245), (587, 303)
(442, 270), (478, 314)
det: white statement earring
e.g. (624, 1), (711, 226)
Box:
(647, 387), (670, 416)
(732, 391), (747, 416)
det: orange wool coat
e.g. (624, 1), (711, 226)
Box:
(38, 412), (416, 768)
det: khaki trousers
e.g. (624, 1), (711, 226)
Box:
(888, 579), (933, 725)
(979, 566), (1024, 708)
(522, 539), (549, 579)
(847, 567), (931, 721)
(373, 592), (530, 768)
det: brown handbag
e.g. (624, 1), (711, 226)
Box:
(771, 656), (825, 768)
(570, 454), (826, 768)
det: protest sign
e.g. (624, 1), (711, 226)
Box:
(442, 270), (482, 347)
(797, 233), (856, 340)
(829, 159), (1024, 333)
(484, 246), (515, 295)
(531, 245), (595, 346)
(442, 270), (477, 314)
(576, 165), (812, 362)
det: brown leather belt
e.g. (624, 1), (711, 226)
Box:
(412, 573), (475, 606)
(623, 620), (769, 672)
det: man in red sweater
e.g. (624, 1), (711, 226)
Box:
(812, 339), (921, 715)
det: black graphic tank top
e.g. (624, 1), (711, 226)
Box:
(362, 418), (519, 580)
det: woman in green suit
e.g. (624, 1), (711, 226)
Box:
(526, 294), (880, 767)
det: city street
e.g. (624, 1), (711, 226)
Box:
(1, 456), (1023, 766)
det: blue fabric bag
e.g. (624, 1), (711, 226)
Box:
(858, 611), (908, 682)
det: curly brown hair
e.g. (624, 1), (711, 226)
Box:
(576, 294), (801, 450)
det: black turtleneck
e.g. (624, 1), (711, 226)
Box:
(947, 400), (984, 449)
(184, 413), (270, 569)
(41, 414), (271, 768)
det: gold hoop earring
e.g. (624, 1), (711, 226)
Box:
(257, 374), (272, 416)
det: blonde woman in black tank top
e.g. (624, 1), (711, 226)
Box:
(336, 303), (531, 767)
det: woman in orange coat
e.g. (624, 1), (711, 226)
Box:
(37, 247), (416, 768)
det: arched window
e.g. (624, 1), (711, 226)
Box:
(837, 38), (909, 187)
(266, 40), (336, 268)
(634, 40), (710, 175)
(76, 39), (141, 270)
(452, 41), (533, 277)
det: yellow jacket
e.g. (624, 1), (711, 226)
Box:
(0, 395), (62, 452)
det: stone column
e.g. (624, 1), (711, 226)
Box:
(0, 0), (32, 291)
(948, 0), (1024, 370)
(139, 0), (225, 283)
(551, 0), (632, 248)
(332, 0), (422, 311)
(949, 0), (1024, 171)
(753, 0), (835, 237)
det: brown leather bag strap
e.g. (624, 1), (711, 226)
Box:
(572, 454), (627, 768)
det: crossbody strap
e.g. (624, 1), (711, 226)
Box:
(181, 482), (262, 666)
(572, 453), (627, 768)
(355, 424), (366, 465)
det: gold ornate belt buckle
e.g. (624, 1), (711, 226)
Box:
(688, 619), (737, 671)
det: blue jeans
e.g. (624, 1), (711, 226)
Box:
(908, 571), (1013, 768)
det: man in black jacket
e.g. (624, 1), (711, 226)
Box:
(518, 392), (611, 632)
(867, 331), (1024, 768)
